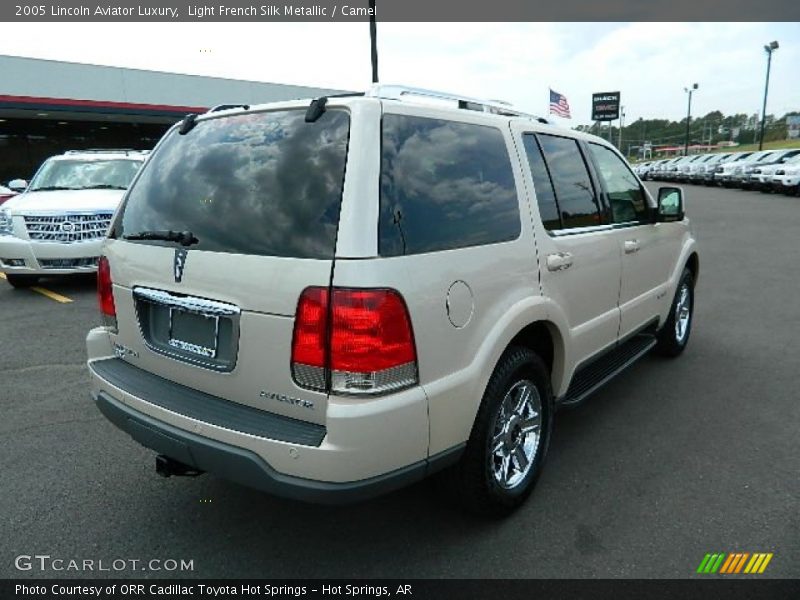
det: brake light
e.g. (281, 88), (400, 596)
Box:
(292, 287), (329, 368)
(291, 287), (418, 395)
(97, 256), (117, 329)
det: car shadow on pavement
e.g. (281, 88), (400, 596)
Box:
(35, 272), (97, 294)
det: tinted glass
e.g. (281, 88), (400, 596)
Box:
(537, 134), (601, 229)
(116, 109), (349, 259)
(30, 159), (142, 191)
(379, 115), (519, 256)
(522, 134), (561, 230)
(589, 143), (649, 224)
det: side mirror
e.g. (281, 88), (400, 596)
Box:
(656, 186), (684, 222)
(7, 179), (28, 192)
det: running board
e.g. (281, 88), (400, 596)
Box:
(559, 333), (657, 408)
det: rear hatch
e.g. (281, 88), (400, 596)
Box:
(104, 106), (352, 426)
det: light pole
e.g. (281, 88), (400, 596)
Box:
(369, 0), (379, 83)
(684, 83), (698, 156)
(759, 41), (779, 151)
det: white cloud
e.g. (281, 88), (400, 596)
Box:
(0, 22), (797, 124)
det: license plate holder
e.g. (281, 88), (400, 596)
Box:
(168, 308), (219, 359)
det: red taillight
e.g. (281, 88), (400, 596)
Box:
(291, 287), (417, 395)
(330, 289), (416, 372)
(97, 256), (116, 324)
(292, 287), (329, 368)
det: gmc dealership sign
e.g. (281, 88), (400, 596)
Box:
(592, 91), (621, 121)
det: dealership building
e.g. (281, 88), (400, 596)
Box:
(0, 55), (343, 181)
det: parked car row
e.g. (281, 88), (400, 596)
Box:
(634, 148), (800, 195)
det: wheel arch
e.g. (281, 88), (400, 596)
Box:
(506, 319), (566, 396)
(425, 297), (571, 457)
(685, 251), (699, 286)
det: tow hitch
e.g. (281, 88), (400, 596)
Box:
(155, 455), (204, 478)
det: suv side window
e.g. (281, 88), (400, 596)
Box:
(521, 134), (561, 231)
(379, 114), (520, 256)
(588, 143), (650, 224)
(536, 134), (602, 230)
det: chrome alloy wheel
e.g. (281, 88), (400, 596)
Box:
(674, 283), (692, 344)
(491, 380), (542, 490)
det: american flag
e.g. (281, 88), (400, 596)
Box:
(549, 89), (571, 119)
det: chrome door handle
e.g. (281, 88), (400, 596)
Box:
(546, 252), (573, 272)
(624, 240), (640, 254)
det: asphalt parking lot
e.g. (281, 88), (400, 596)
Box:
(1, 183), (798, 579)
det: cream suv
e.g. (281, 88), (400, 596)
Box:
(86, 86), (699, 514)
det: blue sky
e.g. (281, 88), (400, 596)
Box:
(1, 22), (797, 124)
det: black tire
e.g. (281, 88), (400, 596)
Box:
(446, 346), (553, 516)
(655, 268), (694, 357)
(5, 274), (39, 288)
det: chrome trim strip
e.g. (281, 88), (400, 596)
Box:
(20, 210), (115, 216)
(550, 224), (614, 237)
(133, 287), (241, 317)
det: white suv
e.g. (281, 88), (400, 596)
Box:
(0, 150), (147, 288)
(86, 86), (698, 514)
(773, 161), (800, 195)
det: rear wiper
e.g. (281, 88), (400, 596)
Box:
(123, 230), (199, 246)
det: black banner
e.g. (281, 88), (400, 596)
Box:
(2, 0), (800, 22)
(4, 580), (800, 600)
(592, 91), (621, 121)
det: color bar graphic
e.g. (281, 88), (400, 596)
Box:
(700, 552), (773, 574)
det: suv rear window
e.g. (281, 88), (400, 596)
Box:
(379, 114), (520, 256)
(114, 109), (350, 259)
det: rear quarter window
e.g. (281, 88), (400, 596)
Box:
(379, 114), (520, 256)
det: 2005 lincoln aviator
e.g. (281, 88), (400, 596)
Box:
(87, 85), (698, 514)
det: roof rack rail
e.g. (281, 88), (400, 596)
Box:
(64, 149), (148, 155)
(208, 104), (250, 113)
(366, 84), (549, 123)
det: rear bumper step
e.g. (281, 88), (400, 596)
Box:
(94, 391), (462, 504)
(89, 357), (462, 503)
(89, 358), (326, 446)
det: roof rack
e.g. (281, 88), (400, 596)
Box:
(207, 104), (250, 113)
(366, 85), (549, 124)
(64, 149), (148, 155)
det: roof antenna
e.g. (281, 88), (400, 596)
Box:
(178, 114), (198, 135)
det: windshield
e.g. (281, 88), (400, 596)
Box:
(29, 159), (142, 192)
(114, 108), (350, 259)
